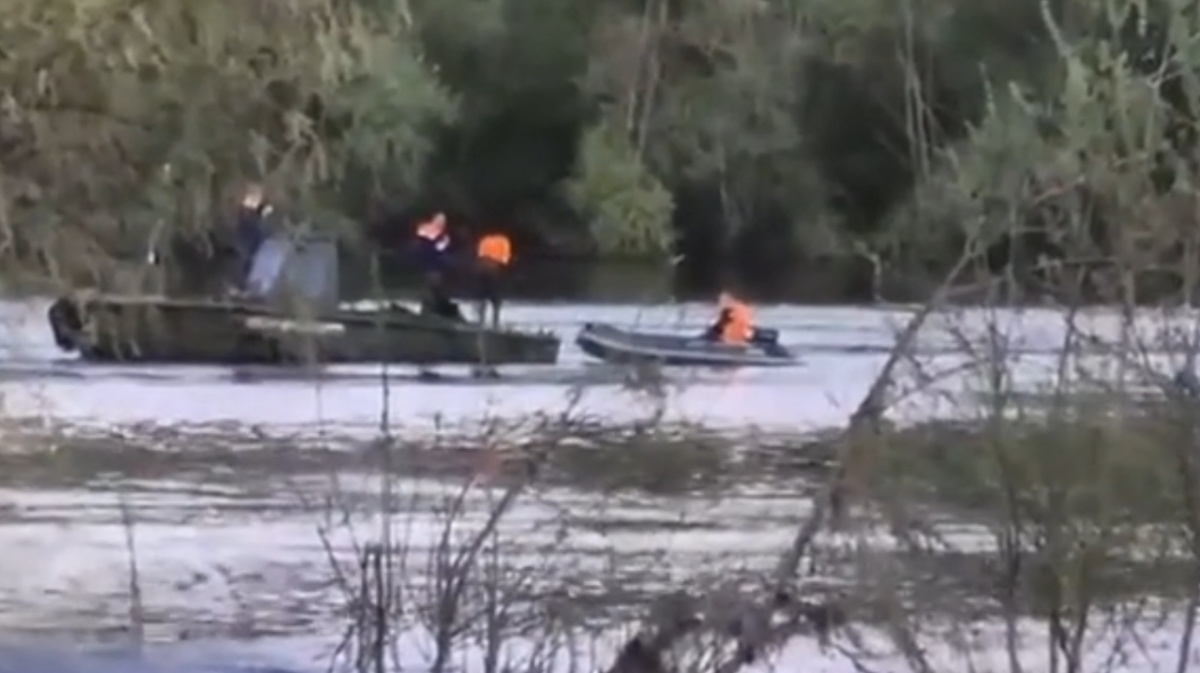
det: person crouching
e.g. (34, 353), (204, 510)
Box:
(703, 291), (755, 345)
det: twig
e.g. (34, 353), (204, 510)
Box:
(117, 491), (145, 645)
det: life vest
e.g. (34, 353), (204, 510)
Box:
(476, 233), (512, 266)
(720, 300), (754, 345)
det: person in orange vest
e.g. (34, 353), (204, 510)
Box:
(703, 291), (756, 345)
(474, 231), (513, 328)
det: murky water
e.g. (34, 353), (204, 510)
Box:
(4, 299), (1190, 434)
(1, 298), (1198, 672)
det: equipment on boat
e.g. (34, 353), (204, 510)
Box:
(574, 322), (798, 367)
(47, 233), (560, 366)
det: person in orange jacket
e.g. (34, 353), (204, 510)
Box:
(474, 231), (513, 328)
(703, 291), (755, 345)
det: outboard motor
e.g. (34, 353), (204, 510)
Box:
(750, 328), (779, 345)
(750, 327), (789, 357)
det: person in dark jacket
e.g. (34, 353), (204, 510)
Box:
(234, 183), (273, 290)
(413, 212), (451, 273)
(413, 212), (465, 320)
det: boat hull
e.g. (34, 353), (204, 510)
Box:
(48, 293), (560, 366)
(574, 322), (797, 367)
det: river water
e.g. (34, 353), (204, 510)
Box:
(0, 298), (1196, 673)
(4, 299), (1183, 434)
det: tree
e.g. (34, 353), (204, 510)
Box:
(0, 0), (452, 288)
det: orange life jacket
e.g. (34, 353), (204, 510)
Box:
(720, 301), (754, 345)
(477, 233), (512, 266)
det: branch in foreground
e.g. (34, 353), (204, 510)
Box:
(603, 249), (976, 673)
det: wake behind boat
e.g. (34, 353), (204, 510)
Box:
(575, 322), (798, 367)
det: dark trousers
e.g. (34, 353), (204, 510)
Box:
(474, 262), (506, 328)
(421, 272), (464, 321)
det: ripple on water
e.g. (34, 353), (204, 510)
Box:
(1, 300), (1197, 673)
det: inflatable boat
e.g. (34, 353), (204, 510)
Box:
(574, 322), (798, 367)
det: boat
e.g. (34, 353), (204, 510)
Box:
(46, 233), (560, 367)
(574, 322), (798, 367)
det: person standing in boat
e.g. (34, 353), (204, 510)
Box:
(415, 212), (451, 262)
(473, 231), (512, 329)
(703, 291), (755, 345)
(413, 212), (465, 320)
(233, 182), (274, 293)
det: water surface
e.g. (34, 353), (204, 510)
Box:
(1, 298), (1198, 673)
(5, 299), (1187, 435)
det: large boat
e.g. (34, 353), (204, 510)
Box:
(46, 234), (560, 366)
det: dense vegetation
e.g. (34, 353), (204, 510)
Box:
(1, 0), (1199, 299)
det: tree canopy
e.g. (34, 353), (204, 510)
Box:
(2, 0), (1199, 300)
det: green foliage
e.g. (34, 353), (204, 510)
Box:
(0, 0), (452, 283)
(566, 123), (673, 257)
(883, 0), (1200, 290)
(9, 0), (1200, 294)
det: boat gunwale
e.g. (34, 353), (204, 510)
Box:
(67, 293), (559, 341)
